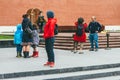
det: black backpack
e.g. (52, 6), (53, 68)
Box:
(76, 24), (83, 36)
(54, 24), (58, 35)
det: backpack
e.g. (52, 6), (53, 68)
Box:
(98, 24), (104, 32)
(76, 24), (83, 36)
(54, 24), (58, 35)
(24, 21), (32, 34)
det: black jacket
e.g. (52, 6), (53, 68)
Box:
(22, 17), (33, 31)
(88, 21), (101, 33)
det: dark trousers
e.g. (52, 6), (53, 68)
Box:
(16, 44), (22, 53)
(45, 37), (55, 62)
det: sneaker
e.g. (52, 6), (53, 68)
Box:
(89, 48), (94, 51)
(79, 52), (84, 54)
(73, 51), (78, 53)
(44, 62), (50, 66)
(49, 62), (55, 67)
(95, 48), (98, 51)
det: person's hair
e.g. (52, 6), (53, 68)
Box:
(39, 11), (42, 15)
(22, 14), (28, 18)
(33, 24), (38, 30)
(78, 17), (84, 24)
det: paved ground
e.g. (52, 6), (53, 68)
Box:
(0, 47), (120, 80)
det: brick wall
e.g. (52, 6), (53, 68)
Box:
(0, 0), (120, 26)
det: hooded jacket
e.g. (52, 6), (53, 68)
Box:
(32, 29), (40, 45)
(14, 24), (23, 44)
(44, 11), (57, 39)
(43, 18), (57, 39)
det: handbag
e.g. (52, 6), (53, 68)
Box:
(25, 27), (33, 34)
(24, 21), (33, 34)
(54, 24), (58, 35)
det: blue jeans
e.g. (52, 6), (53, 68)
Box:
(45, 37), (55, 62)
(16, 44), (22, 53)
(89, 33), (98, 49)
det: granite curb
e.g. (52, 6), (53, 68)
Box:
(47, 71), (120, 80)
(0, 40), (15, 48)
(0, 63), (120, 79)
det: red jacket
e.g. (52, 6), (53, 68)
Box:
(43, 18), (57, 39)
(73, 22), (87, 42)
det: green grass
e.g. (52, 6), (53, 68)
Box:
(0, 35), (14, 39)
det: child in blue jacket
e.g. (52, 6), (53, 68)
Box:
(14, 24), (23, 57)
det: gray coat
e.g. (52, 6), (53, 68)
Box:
(32, 30), (40, 45)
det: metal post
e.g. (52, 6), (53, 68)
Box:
(105, 32), (111, 50)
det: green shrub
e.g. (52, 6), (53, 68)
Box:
(0, 35), (14, 39)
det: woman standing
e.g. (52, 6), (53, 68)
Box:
(22, 14), (33, 58)
(72, 17), (87, 54)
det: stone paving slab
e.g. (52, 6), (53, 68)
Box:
(0, 47), (120, 79)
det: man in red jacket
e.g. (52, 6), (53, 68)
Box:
(43, 10), (57, 67)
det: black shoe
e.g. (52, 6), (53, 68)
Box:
(73, 51), (78, 53)
(23, 51), (27, 58)
(89, 48), (94, 51)
(25, 52), (31, 58)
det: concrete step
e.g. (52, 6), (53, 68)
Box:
(87, 76), (120, 80)
(4, 73), (120, 80)
(46, 70), (120, 80)
(2, 64), (120, 80)
(1, 63), (120, 79)
(1, 33), (120, 49)
(39, 45), (120, 50)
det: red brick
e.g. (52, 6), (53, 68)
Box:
(0, 0), (120, 26)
